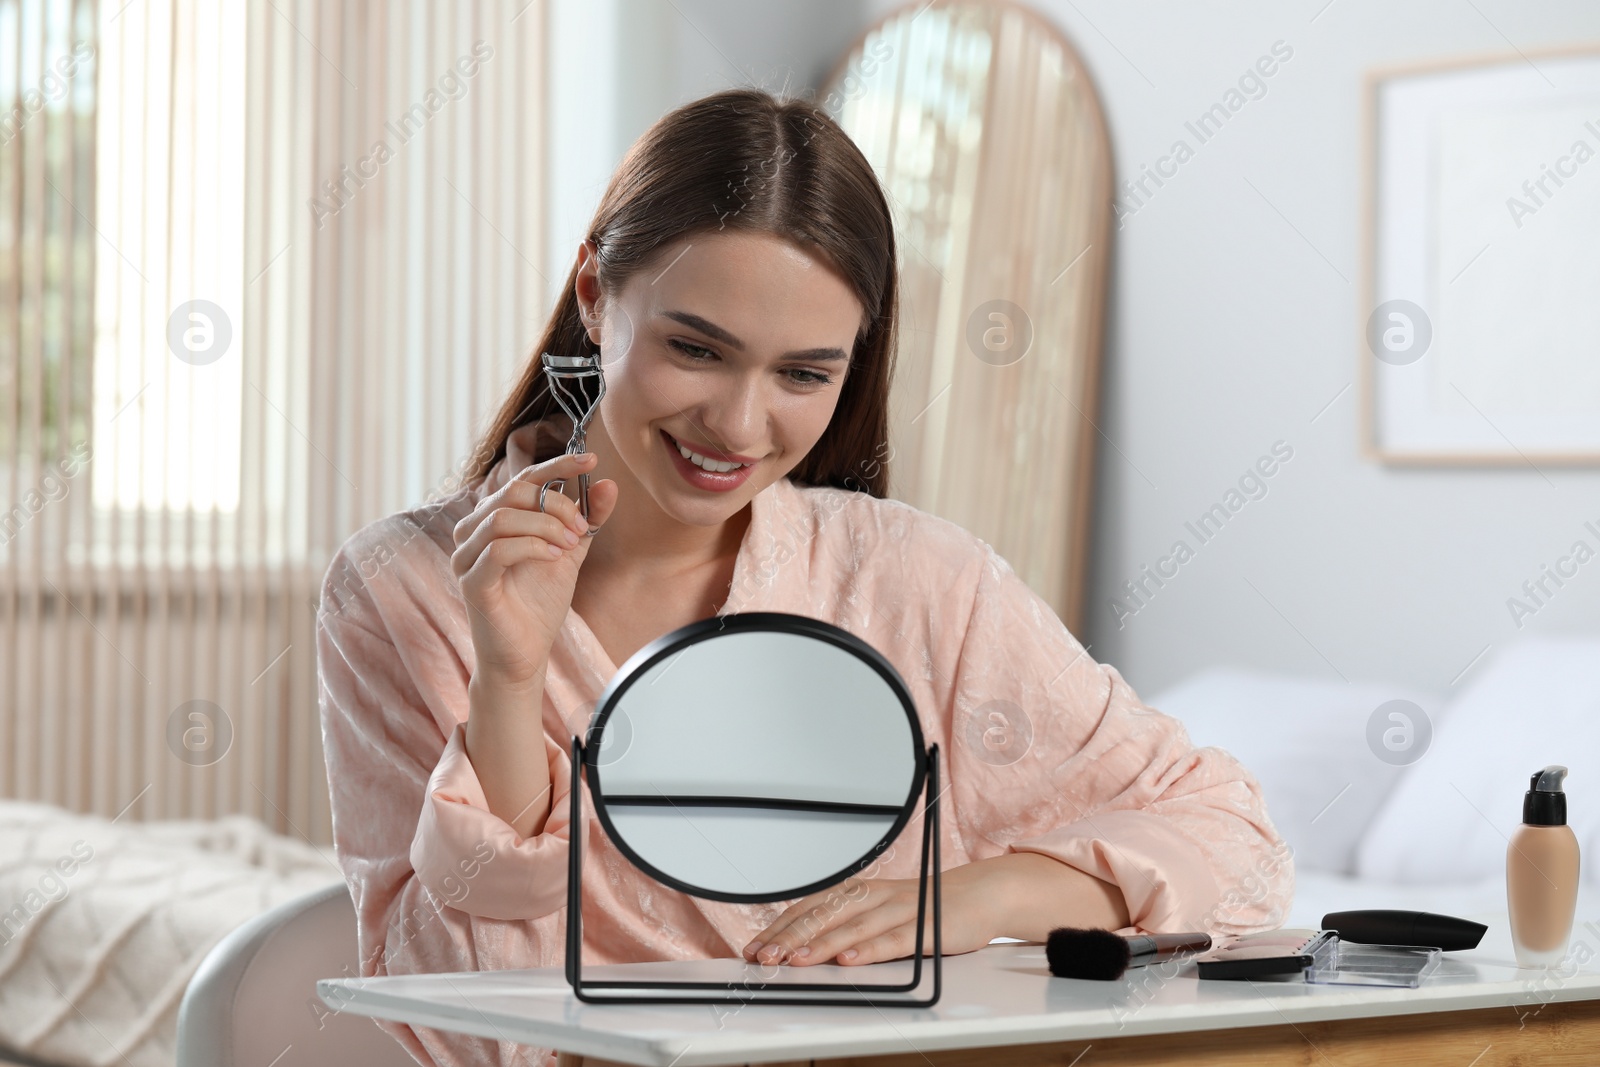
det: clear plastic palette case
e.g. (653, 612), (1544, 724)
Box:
(1303, 935), (1443, 988)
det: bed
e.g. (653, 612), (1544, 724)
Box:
(0, 804), (342, 1067)
(1147, 633), (1600, 931)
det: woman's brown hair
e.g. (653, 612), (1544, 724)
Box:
(462, 86), (899, 497)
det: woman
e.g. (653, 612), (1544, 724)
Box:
(317, 87), (1293, 1067)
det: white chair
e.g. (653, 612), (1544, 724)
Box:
(177, 882), (416, 1067)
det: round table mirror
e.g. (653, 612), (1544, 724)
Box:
(584, 612), (927, 904)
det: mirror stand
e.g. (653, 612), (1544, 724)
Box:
(564, 737), (944, 1007)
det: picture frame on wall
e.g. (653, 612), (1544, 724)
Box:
(1360, 46), (1600, 466)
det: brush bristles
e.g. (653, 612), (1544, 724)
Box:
(1045, 927), (1133, 981)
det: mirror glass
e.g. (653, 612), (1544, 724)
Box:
(586, 613), (925, 903)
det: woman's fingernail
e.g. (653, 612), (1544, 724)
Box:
(747, 941), (763, 957)
(842, 948), (858, 961)
(794, 946), (810, 959)
(564, 529), (579, 546)
(576, 514), (589, 532)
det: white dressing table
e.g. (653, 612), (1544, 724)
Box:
(318, 911), (1600, 1066)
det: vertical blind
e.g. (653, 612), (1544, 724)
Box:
(1, 0), (546, 843)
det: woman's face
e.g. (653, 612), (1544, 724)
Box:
(575, 230), (865, 528)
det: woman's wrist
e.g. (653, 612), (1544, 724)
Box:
(469, 664), (547, 708)
(465, 668), (552, 838)
(988, 851), (1131, 942)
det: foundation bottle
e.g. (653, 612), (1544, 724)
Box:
(1507, 765), (1580, 967)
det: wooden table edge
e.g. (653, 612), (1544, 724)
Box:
(555, 996), (1600, 1067)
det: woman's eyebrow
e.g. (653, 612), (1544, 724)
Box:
(661, 309), (849, 362)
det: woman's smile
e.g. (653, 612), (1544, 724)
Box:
(660, 428), (759, 492)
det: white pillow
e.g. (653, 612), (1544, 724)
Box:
(1148, 667), (1442, 876)
(1355, 635), (1600, 886)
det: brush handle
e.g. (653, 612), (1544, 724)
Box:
(1126, 932), (1213, 967)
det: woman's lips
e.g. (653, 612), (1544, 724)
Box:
(661, 429), (757, 493)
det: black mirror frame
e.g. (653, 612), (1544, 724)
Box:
(565, 611), (943, 1007)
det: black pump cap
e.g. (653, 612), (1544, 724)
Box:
(1523, 765), (1568, 826)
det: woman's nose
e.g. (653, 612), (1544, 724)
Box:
(697, 372), (765, 452)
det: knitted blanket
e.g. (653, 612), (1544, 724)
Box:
(0, 801), (343, 1067)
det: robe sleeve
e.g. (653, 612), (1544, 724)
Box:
(944, 542), (1294, 939)
(316, 523), (580, 1067)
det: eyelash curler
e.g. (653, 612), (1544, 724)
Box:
(539, 351), (607, 534)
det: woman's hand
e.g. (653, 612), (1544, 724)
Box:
(742, 854), (1131, 966)
(741, 861), (1013, 967)
(451, 451), (618, 688)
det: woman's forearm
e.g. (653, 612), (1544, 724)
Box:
(464, 671), (553, 839)
(993, 851), (1132, 941)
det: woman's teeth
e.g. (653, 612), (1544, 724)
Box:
(675, 439), (750, 473)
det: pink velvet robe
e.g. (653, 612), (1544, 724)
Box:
(316, 470), (1294, 1067)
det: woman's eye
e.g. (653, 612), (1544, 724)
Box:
(668, 338), (832, 387)
(784, 368), (834, 387)
(667, 339), (717, 361)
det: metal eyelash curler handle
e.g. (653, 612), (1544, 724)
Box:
(540, 352), (607, 533)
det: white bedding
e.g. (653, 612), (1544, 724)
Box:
(1148, 633), (1600, 951)
(0, 801), (343, 1067)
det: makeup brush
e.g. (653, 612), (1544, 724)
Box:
(1045, 927), (1214, 981)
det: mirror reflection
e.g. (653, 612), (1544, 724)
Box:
(588, 619), (923, 902)
(824, 0), (1113, 633)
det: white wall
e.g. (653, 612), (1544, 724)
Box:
(556, 0), (1600, 698)
(991, 0), (1600, 697)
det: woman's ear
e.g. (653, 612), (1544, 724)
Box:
(573, 239), (605, 346)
